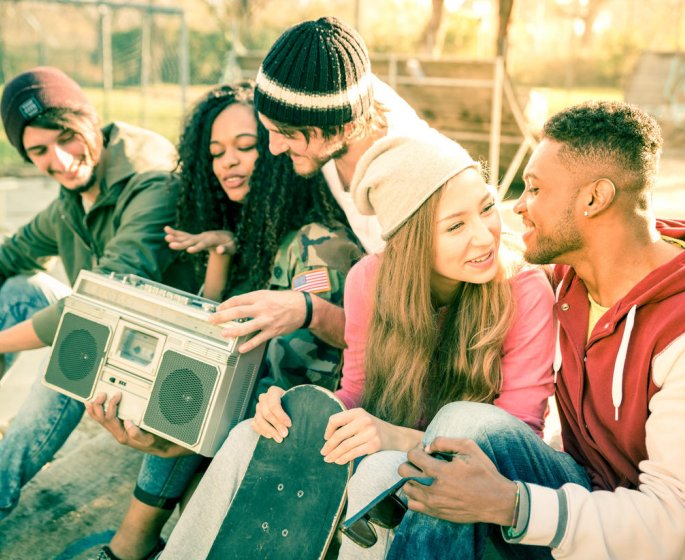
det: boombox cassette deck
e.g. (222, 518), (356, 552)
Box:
(43, 270), (265, 456)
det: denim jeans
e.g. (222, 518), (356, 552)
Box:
(0, 273), (69, 368)
(134, 453), (207, 509)
(0, 273), (73, 520)
(0, 274), (201, 519)
(386, 402), (591, 560)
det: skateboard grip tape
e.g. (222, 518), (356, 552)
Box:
(207, 385), (352, 560)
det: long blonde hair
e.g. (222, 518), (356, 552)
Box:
(361, 187), (518, 428)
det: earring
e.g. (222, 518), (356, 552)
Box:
(583, 211), (589, 217)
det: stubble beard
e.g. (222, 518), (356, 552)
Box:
(70, 170), (98, 194)
(524, 206), (583, 265)
(291, 140), (349, 178)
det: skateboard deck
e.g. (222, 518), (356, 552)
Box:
(207, 385), (351, 560)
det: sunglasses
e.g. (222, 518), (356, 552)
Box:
(340, 475), (424, 548)
(340, 451), (454, 549)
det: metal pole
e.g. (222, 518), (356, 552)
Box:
(489, 56), (504, 187)
(389, 55), (397, 90)
(99, 5), (112, 122)
(179, 12), (189, 113)
(140, 8), (151, 127)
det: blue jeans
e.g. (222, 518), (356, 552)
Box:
(134, 453), (206, 510)
(0, 274), (201, 519)
(0, 273), (68, 368)
(0, 273), (73, 520)
(387, 402), (591, 560)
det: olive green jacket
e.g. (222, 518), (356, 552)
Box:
(0, 122), (197, 344)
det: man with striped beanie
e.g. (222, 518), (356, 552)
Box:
(215, 16), (428, 360)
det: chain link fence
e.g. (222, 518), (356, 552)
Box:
(0, 0), (189, 175)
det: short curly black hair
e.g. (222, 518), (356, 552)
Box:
(542, 101), (663, 192)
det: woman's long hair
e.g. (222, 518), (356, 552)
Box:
(174, 83), (253, 278)
(226, 123), (351, 294)
(361, 187), (518, 428)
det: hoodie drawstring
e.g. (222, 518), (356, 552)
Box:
(553, 280), (564, 384)
(612, 305), (637, 421)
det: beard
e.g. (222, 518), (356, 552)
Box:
(524, 206), (583, 265)
(291, 140), (349, 178)
(69, 167), (98, 194)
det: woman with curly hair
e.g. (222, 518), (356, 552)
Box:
(159, 132), (556, 559)
(89, 83), (363, 560)
(165, 82), (363, 393)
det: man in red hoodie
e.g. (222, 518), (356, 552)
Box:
(346, 101), (685, 559)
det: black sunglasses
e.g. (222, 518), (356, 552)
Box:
(340, 475), (430, 548)
(340, 451), (455, 548)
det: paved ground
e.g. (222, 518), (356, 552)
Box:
(0, 150), (681, 559)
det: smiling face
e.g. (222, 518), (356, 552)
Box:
(515, 138), (583, 265)
(430, 168), (502, 302)
(23, 126), (96, 190)
(257, 113), (346, 177)
(210, 104), (259, 203)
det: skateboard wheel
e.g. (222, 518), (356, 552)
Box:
(277, 483), (284, 491)
(261, 522), (269, 531)
(297, 490), (304, 498)
(281, 530), (289, 537)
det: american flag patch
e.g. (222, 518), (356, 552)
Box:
(292, 267), (331, 294)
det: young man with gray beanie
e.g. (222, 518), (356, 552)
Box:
(0, 66), (197, 558)
(213, 16), (428, 361)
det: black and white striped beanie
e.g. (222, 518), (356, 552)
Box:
(254, 17), (374, 128)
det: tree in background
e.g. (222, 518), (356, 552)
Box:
(418, 0), (446, 56)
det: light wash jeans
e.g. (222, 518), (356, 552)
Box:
(0, 273), (69, 368)
(162, 402), (590, 560)
(134, 453), (206, 510)
(0, 274), (202, 520)
(159, 420), (259, 559)
(0, 273), (71, 520)
(383, 402), (592, 560)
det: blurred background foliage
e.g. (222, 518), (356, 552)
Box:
(0, 0), (683, 176)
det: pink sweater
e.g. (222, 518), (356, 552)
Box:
(335, 254), (555, 435)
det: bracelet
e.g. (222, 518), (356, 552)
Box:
(301, 291), (313, 329)
(505, 481), (531, 541)
(509, 480), (521, 528)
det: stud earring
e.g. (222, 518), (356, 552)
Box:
(583, 211), (589, 217)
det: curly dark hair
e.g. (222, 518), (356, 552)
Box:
(175, 83), (254, 277)
(543, 101), (663, 192)
(226, 121), (351, 295)
(176, 82), (351, 294)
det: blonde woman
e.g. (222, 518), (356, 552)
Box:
(159, 132), (555, 559)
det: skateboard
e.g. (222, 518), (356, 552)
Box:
(206, 385), (352, 560)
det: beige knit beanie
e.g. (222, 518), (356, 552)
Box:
(351, 131), (478, 240)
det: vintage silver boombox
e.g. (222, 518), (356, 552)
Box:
(43, 270), (265, 456)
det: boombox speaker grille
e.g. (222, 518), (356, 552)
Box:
(44, 312), (111, 399)
(144, 350), (219, 447)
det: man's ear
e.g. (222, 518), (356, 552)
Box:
(583, 178), (616, 217)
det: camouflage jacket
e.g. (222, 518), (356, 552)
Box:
(252, 221), (363, 401)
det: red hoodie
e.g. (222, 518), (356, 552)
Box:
(553, 219), (685, 490)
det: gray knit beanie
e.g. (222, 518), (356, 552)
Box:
(254, 16), (374, 127)
(351, 132), (478, 239)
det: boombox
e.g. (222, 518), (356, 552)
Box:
(43, 270), (265, 456)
